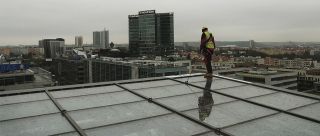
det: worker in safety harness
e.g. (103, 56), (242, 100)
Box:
(200, 27), (215, 78)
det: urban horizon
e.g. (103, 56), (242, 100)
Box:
(1, 40), (320, 47)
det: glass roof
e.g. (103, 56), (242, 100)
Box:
(249, 92), (318, 110)
(51, 85), (123, 98)
(291, 102), (320, 120)
(184, 101), (277, 128)
(0, 100), (59, 121)
(224, 113), (320, 136)
(68, 100), (171, 129)
(1, 75), (320, 136)
(58, 114), (212, 136)
(0, 113), (76, 136)
(0, 92), (48, 105)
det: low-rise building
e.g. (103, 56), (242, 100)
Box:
(297, 69), (320, 92)
(0, 66), (53, 91)
(236, 69), (297, 90)
(263, 57), (315, 69)
(212, 56), (235, 70)
(49, 57), (191, 86)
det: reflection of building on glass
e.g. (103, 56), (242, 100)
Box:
(198, 78), (214, 121)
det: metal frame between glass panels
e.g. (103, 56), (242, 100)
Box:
(115, 83), (234, 136)
(44, 89), (87, 136)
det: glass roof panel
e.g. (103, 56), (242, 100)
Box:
(184, 101), (277, 128)
(224, 113), (320, 136)
(0, 113), (75, 136)
(0, 92), (48, 105)
(176, 76), (219, 83)
(134, 84), (203, 98)
(51, 85), (123, 98)
(215, 85), (276, 98)
(54, 132), (79, 136)
(249, 92), (318, 110)
(123, 80), (179, 90)
(196, 131), (221, 136)
(57, 91), (143, 111)
(191, 79), (246, 90)
(0, 100), (59, 121)
(68, 101), (170, 129)
(83, 114), (209, 136)
(291, 102), (320, 120)
(156, 92), (235, 111)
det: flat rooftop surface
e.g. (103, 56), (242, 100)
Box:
(1, 74), (320, 136)
(237, 70), (293, 76)
(0, 70), (34, 78)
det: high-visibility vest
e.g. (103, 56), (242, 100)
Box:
(204, 31), (215, 49)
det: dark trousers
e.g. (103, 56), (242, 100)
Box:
(205, 54), (213, 73)
(202, 49), (213, 73)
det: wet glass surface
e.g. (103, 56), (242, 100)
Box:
(123, 80), (179, 90)
(0, 100), (59, 121)
(214, 85), (276, 98)
(185, 78), (276, 128)
(291, 102), (320, 120)
(51, 85), (123, 98)
(224, 113), (320, 136)
(176, 76), (219, 83)
(191, 78), (246, 90)
(249, 92), (318, 110)
(60, 114), (211, 136)
(0, 92), (48, 105)
(0, 113), (75, 136)
(130, 77), (277, 128)
(57, 90), (143, 111)
(68, 101), (170, 129)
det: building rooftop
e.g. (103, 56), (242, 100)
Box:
(237, 70), (294, 76)
(0, 69), (34, 78)
(1, 74), (320, 136)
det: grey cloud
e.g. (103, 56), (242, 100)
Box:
(0, 0), (320, 45)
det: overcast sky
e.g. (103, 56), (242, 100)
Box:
(0, 0), (319, 45)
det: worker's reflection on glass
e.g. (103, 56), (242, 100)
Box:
(198, 77), (214, 121)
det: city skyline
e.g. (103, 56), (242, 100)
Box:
(1, 0), (320, 45)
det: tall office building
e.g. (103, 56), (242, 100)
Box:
(75, 36), (83, 47)
(93, 29), (109, 49)
(129, 10), (174, 56)
(39, 38), (65, 60)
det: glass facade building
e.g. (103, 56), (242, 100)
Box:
(93, 29), (109, 49)
(129, 10), (174, 56)
(39, 38), (65, 59)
